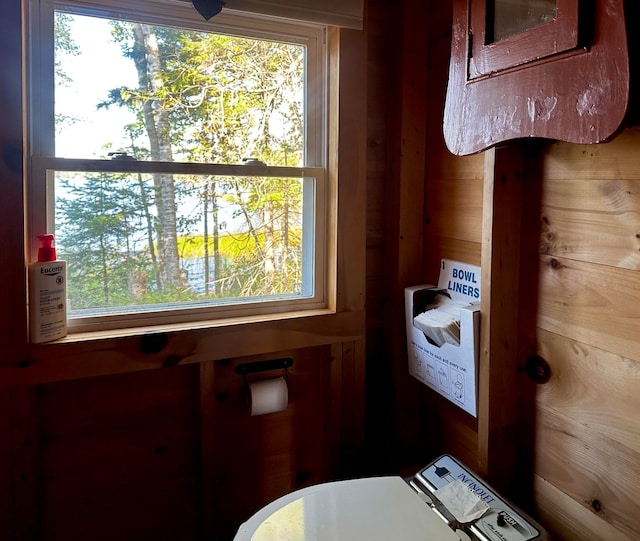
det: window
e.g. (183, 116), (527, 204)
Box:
(490, 0), (557, 42)
(27, 0), (328, 333)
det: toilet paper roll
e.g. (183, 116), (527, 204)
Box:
(247, 377), (289, 416)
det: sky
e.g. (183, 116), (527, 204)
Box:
(56, 13), (138, 158)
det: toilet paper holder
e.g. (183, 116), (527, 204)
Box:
(235, 357), (293, 386)
(236, 358), (293, 416)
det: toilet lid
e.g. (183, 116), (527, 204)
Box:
(233, 476), (461, 541)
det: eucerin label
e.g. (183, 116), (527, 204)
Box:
(40, 264), (65, 275)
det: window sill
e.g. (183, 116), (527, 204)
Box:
(62, 307), (341, 343)
(4, 309), (364, 387)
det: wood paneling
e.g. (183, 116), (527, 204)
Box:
(428, 152), (486, 182)
(0, 391), (10, 540)
(537, 132), (640, 270)
(4, 346), (344, 541)
(419, 390), (479, 467)
(536, 255), (640, 364)
(363, 0), (400, 473)
(534, 407), (640, 539)
(533, 474), (636, 541)
(523, 130), (640, 540)
(0, 0), (27, 348)
(411, 1), (640, 539)
(384, 0), (431, 467)
(417, 0), (485, 471)
(35, 367), (202, 541)
(204, 346), (336, 540)
(539, 128), (640, 181)
(8, 388), (39, 541)
(424, 238), (482, 285)
(199, 359), (217, 535)
(534, 328), (640, 454)
(425, 177), (484, 243)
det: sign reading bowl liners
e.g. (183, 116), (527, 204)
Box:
(405, 259), (481, 416)
(437, 258), (480, 303)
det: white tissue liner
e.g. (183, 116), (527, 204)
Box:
(435, 479), (489, 524)
(413, 293), (463, 347)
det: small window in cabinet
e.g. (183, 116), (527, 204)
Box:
(469, 0), (580, 78)
(492, 0), (557, 41)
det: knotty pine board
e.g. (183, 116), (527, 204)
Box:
(536, 255), (640, 364)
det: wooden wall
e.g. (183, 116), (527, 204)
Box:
(521, 131), (640, 541)
(5, 346), (351, 541)
(390, 1), (640, 540)
(384, 0), (485, 472)
(363, 0), (401, 473)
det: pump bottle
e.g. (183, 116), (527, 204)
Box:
(28, 234), (67, 343)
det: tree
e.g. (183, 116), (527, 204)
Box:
(56, 172), (149, 308)
(131, 23), (182, 289)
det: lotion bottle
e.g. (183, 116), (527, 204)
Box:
(29, 234), (67, 343)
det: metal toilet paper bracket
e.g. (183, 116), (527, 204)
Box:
(235, 357), (293, 387)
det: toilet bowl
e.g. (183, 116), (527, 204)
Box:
(233, 454), (548, 541)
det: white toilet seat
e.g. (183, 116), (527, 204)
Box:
(233, 476), (460, 541)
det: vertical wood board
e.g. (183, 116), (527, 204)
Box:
(9, 388), (40, 541)
(0, 0), (27, 348)
(478, 145), (523, 490)
(0, 391), (10, 540)
(425, 177), (484, 243)
(385, 0), (430, 466)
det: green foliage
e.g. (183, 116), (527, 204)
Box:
(178, 228), (302, 259)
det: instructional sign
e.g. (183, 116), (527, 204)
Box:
(405, 260), (481, 416)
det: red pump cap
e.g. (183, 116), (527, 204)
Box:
(37, 234), (57, 262)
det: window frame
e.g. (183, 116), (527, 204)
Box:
(27, 0), (331, 335)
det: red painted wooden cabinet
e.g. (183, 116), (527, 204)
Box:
(444, 0), (630, 156)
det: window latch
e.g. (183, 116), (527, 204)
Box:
(108, 152), (137, 161)
(242, 157), (267, 166)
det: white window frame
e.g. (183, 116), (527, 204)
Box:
(26, 0), (330, 334)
